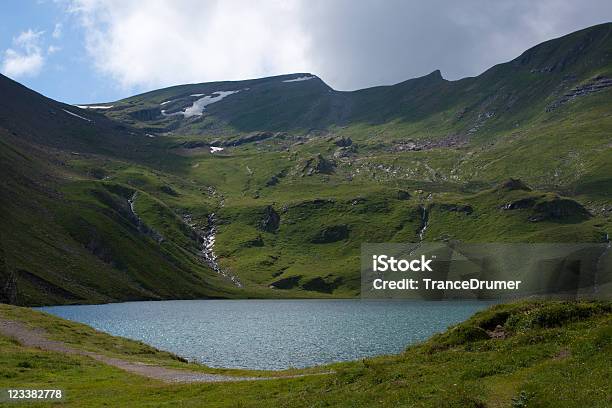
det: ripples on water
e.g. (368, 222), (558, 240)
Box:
(39, 300), (493, 370)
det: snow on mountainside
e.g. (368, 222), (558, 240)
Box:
(283, 75), (316, 82)
(161, 90), (242, 118)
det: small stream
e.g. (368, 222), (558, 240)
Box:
(418, 205), (429, 241)
(184, 213), (242, 287)
(128, 191), (240, 287)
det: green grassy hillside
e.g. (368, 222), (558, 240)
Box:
(0, 129), (251, 305)
(0, 301), (610, 407)
(1, 23), (611, 304)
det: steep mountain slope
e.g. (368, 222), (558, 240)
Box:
(0, 75), (247, 306)
(1, 24), (611, 304)
(0, 74), (153, 157)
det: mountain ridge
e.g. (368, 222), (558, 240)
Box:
(77, 22), (608, 103)
(94, 23), (611, 137)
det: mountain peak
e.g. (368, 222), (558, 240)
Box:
(428, 69), (443, 79)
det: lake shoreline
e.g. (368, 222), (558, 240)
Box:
(37, 299), (494, 370)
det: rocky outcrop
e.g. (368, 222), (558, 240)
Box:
(265, 169), (287, 187)
(502, 197), (537, 210)
(260, 206), (280, 232)
(498, 178), (532, 191)
(547, 76), (612, 111)
(159, 185), (179, 196)
(391, 133), (469, 152)
(502, 194), (591, 222)
(128, 108), (161, 121)
(334, 137), (353, 147)
(265, 175), (280, 187)
(216, 131), (286, 147)
(301, 154), (336, 176)
(487, 325), (507, 340)
(437, 203), (473, 215)
(396, 190), (411, 200)
(333, 145), (356, 159)
(529, 198), (591, 222)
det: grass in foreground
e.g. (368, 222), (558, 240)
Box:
(0, 300), (611, 407)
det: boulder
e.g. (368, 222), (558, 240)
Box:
(502, 197), (536, 210)
(334, 137), (353, 147)
(159, 185), (179, 196)
(333, 145), (356, 159)
(265, 175), (280, 187)
(397, 190), (411, 200)
(260, 206), (280, 232)
(302, 154), (336, 176)
(499, 178), (531, 191)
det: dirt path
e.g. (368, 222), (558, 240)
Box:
(0, 319), (277, 383)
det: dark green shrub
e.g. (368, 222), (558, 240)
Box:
(506, 302), (611, 332)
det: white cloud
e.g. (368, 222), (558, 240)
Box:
(63, 0), (612, 92)
(15, 30), (42, 47)
(47, 45), (61, 54)
(1, 29), (45, 78)
(299, 0), (612, 90)
(52, 23), (63, 39)
(66, 0), (311, 90)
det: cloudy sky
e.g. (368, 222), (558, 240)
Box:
(1, 0), (611, 103)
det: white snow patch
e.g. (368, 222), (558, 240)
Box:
(160, 100), (173, 106)
(190, 93), (205, 97)
(62, 109), (91, 122)
(146, 133), (156, 138)
(75, 105), (113, 109)
(282, 75), (315, 83)
(160, 109), (182, 117)
(210, 146), (224, 153)
(162, 90), (240, 118)
(183, 90), (240, 117)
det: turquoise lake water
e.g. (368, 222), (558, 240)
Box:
(38, 299), (493, 370)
